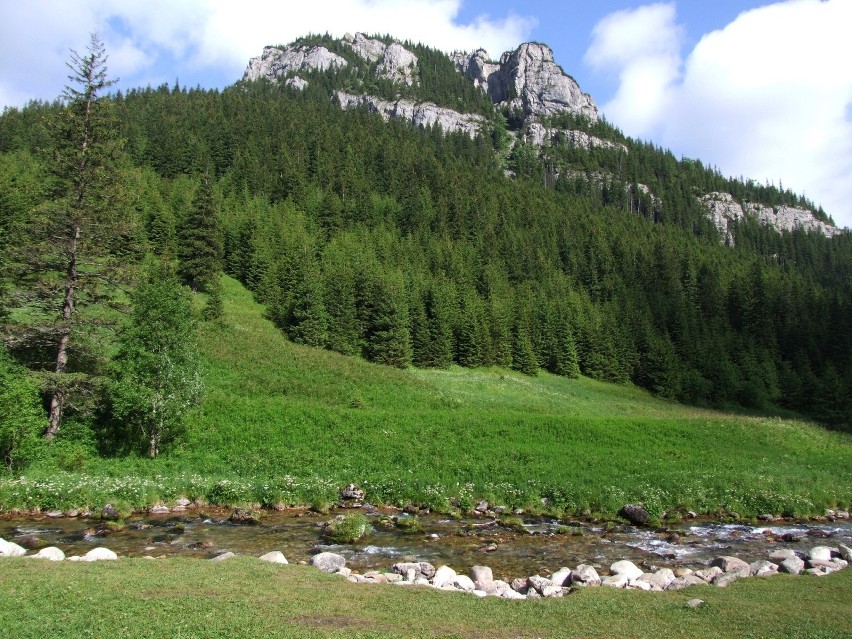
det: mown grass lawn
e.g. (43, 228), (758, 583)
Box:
(1, 557), (850, 639)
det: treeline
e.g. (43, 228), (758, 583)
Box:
(1, 76), (850, 438)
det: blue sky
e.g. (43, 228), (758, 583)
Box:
(1, 1), (850, 228)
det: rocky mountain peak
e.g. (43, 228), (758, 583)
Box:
(243, 44), (347, 82)
(343, 33), (419, 86)
(453, 42), (598, 121)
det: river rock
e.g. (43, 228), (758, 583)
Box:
(610, 560), (644, 581)
(527, 575), (553, 594)
(454, 575), (476, 592)
(83, 547), (118, 561)
(807, 546), (833, 562)
(714, 569), (749, 588)
(432, 565), (457, 589)
(601, 574), (629, 588)
(750, 560), (778, 577)
(667, 575), (708, 590)
(392, 561), (435, 580)
(101, 504), (120, 520)
(0, 538), (27, 557)
(686, 598), (705, 608)
(501, 588), (527, 600)
(627, 579), (653, 591)
(31, 547), (65, 561)
(148, 505), (170, 515)
(229, 508), (260, 525)
(674, 568), (694, 578)
(838, 544), (852, 561)
(549, 567), (572, 587)
(339, 483), (365, 503)
(711, 556), (750, 573)
(45, 510), (64, 518)
(510, 577), (528, 594)
(618, 504), (650, 525)
(637, 572), (667, 591)
(470, 565), (493, 587)
(310, 552), (346, 573)
(779, 556), (805, 575)
(769, 549), (799, 562)
(695, 566), (723, 582)
(571, 564), (601, 587)
(258, 551), (288, 564)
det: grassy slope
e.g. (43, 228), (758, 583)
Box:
(1, 558), (850, 639)
(8, 275), (850, 516)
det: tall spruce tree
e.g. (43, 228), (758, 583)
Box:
(178, 173), (222, 292)
(18, 34), (128, 438)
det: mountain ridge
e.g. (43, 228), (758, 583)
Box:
(242, 32), (841, 239)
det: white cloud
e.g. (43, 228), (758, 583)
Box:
(0, 0), (533, 107)
(586, 0), (852, 228)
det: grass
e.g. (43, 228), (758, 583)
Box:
(0, 557), (850, 638)
(3, 275), (850, 518)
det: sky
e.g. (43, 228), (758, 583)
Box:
(1, 0), (850, 228)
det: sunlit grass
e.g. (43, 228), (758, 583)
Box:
(6, 276), (849, 517)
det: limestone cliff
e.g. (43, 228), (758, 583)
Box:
(701, 192), (841, 243)
(452, 43), (598, 120)
(342, 33), (419, 86)
(243, 45), (347, 82)
(335, 92), (485, 138)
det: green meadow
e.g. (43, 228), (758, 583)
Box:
(3, 276), (849, 517)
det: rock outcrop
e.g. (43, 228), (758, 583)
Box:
(335, 92), (485, 138)
(701, 192), (841, 243)
(453, 43), (598, 120)
(524, 122), (626, 154)
(343, 33), (419, 86)
(243, 45), (347, 82)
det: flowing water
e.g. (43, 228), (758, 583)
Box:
(3, 509), (850, 580)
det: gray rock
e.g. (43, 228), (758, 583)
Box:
(343, 33), (419, 86)
(31, 547), (65, 561)
(550, 566), (571, 586)
(501, 588), (527, 600)
(807, 546), (833, 562)
(714, 569), (749, 588)
(804, 567), (833, 576)
(310, 552), (346, 573)
(768, 549), (799, 562)
(524, 123), (627, 154)
(258, 551), (288, 564)
(527, 575), (553, 594)
(808, 559), (845, 572)
(431, 565), (457, 589)
(285, 76), (308, 91)
(83, 547), (118, 561)
(335, 92), (486, 139)
(244, 45), (347, 82)
(148, 505), (170, 515)
(510, 577), (528, 593)
(750, 560), (778, 577)
(694, 566), (724, 582)
(571, 564), (601, 587)
(779, 556), (806, 575)
(542, 585), (565, 598)
(711, 556), (751, 573)
(610, 560), (644, 581)
(174, 497), (191, 508)
(336, 567), (352, 578)
(686, 598), (705, 608)
(638, 571), (673, 590)
(0, 538), (27, 557)
(470, 565), (493, 587)
(674, 567), (694, 578)
(618, 504), (650, 525)
(836, 544), (852, 561)
(601, 574), (629, 588)
(453, 575), (476, 592)
(45, 510), (64, 518)
(549, 567), (572, 587)
(101, 504), (120, 520)
(453, 43), (598, 120)
(700, 192), (840, 245)
(666, 575), (709, 591)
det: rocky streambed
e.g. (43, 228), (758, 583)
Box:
(2, 507), (851, 587)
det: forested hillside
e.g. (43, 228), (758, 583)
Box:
(0, 35), (850, 470)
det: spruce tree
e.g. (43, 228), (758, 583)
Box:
(178, 173), (222, 292)
(12, 34), (130, 438)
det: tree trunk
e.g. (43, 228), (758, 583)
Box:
(45, 223), (80, 438)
